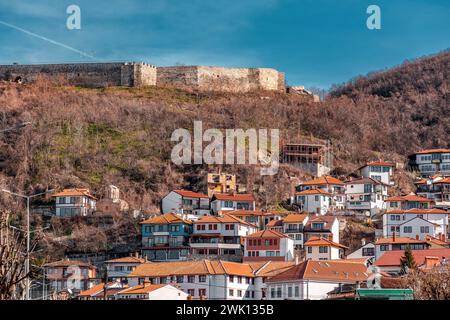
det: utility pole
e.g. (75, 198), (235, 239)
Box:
(1, 189), (54, 300)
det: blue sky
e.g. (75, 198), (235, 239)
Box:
(0, 0), (449, 88)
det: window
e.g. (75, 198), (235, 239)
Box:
(224, 201), (233, 208)
(170, 225), (180, 232)
(307, 246), (312, 253)
(188, 275), (195, 283)
(380, 245), (389, 251)
(187, 289), (195, 297)
(199, 275), (206, 283)
(177, 276), (184, 283)
(288, 286), (293, 298)
(294, 286), (299, 297)
(229, 275), (234, 283)
(237, 276), (242, 284)
(403, 226), (412, 233)
(237, 290), (242, 297)
(199, 289), (206, 297)
(270, 288), (275, 298)
(420, 226), (430, 233)
(315, 195), (319, 201)
(312, 223), (324, 229)
(362, 247), (375, 256)
(319, 246), (328, 253)
(229, 289), (234, 297)
(277, 287), (282, 298)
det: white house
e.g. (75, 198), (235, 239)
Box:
(304, 236), (347, 260)
(408, 149), (450, 177)
(210, 193), (256, 215)
(358, 161), (395, 185)
(382, 207), (448, 240)
(265, 260), (369, 300)
(415, 176), (450, 208)
(161, 190), (210, 217)
(346, 242), (376, 260)
(293, 189), (332, 215)
(345, 177), (388, 217)
(52, 188), (97, 217)
(243, 230), (294, 262)
(116, 283), (188, 300)
(189, 215), (258, 260)
(303, 215), (340, 244)
(279, 214), (309, 248)
(296, 176), (346, 211)
(374, 235), (430, 259)
(105, 256), (145, 282)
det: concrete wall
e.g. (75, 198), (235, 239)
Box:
(0, 62), (157, 88)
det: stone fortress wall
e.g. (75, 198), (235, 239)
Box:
(0, 62), (285, 92)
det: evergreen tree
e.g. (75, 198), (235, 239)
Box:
(400, 246), (417, 274)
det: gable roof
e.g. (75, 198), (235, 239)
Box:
(212, 193), (256, 202)
(303, 215), (337, 232)
(43, 259), (95, 268)
(128, 260), (255, 278)
(299, 176), (344, 186)
(360, 161), (395, 169)
(282, 213), (309, 223)
(375, 237), (429, 245)
(226, 210), (277, 217)
(383, 208), (448, 215)
(374, 248), (450, 267)
(295, 189), (332, 196)
(172, 189), (209, 199)
(345, 177), (385, 185)
(195, 214), (256, 227)
(266, 260), (369, 283)
(266, 219), (283, 227)
(246, 229), (290, 239)
(249, 261), (296, 277)
(385, 194), (433, 202)
(413, 149), (450, 155)
(105, 256), (146, 264)
(140, 213), (192, 225)
(117, 283), (166, 295)
(304, 236), (348, 249)
(52, 188), (97, 200)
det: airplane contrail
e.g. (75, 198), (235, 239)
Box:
(0, 20), (96, 60)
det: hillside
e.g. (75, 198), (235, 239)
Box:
(0, 50), (449, 259)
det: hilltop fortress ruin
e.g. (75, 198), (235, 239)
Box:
(0, 62), (287, 93)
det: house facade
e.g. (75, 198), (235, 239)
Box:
(189, 215), (257, 261)
(345, 178), (388, 216)
(303, 215), (340, 244)
(243, 230), (294, 262)
(140, 213), (193, 261)
(210, 193), (256, 215)
(408, 149), (450, 177)
(161, 190), (210, 218)
(207, 173), (237, 197)
(415, 176), (450, 208)
(43, 259), (97, 295)
(358, 161), (395, 186)
(296, 176), (346, 211)
(265, 260), (369, 300)
(227, 210), (280, 231)
(280, 214), (309, 248)
(374, 236), (430, 259)
(293, 189), (332, 215)
(105, 256), (145, 282)
(52, 188), (97, 217)
(116, 283), (188, 300)
(304, 236), (347, 260)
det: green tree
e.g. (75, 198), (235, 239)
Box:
(400, 246), (417, 274)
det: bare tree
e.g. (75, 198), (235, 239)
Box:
(403, 265), (450, 300)
(0, 210), (27, 300)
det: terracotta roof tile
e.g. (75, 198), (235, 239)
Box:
(52, 188), (97, 200)
(375, 237), (429, 245)
(105, 256), (146, 264)
(246, 229), (290, 239)
(385, 194), (433, 202)
(173, 189), (209, 199)
(414, 149), (450, 155)
(282, 214), (308, 223)
(374, 248), (450, 267)
(140, 213), (192, 225)
(295, 189), (332, 196)
(300, 176), (344, 186)
(212, 193), (256, 202)
(304, 236), (348, 249)
(117, 283), (165, 295)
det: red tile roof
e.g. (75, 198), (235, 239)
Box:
(385, 194), (434, 202)
(414, 149), (450, 155)
(383, 208), (448, 215)
(43, 259), (95, 268)
(52, 188), (97, 200)
(375, 237), (428, 245)
(304, 236), (348, 249)
(173, 189), (209, 199)
(266, 260), (369, 283)
(226, 210), (277, 217)
(295, 189), (332, 196)
(105, 256), (146, 264)
(117, 283), (165, 295)
(374, 248), (450, 267)
(246, 229), (290, 239)
(140, 213), (192, 225)
(300, 176), (344, 186)
(212, 193), (256, 201)
(282, 213), (309, 223)
(266, 219), (283, 227)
